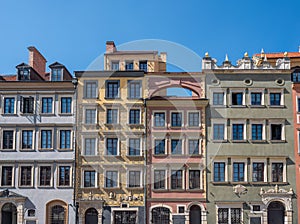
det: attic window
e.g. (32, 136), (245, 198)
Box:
(51, 68), (62, 81)
(18, 68), (30, 80)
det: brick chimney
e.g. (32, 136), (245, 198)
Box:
(106, 41), (117, 53)
(28, 46), (47, 78)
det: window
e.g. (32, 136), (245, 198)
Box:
(106, 138), (118, 155)
(171, 112), (182, 127)
(154, 170), (165, 189)
(85, 109), (96, 124)
(128, 81), (141, 99)
(21, 130), (33, 149)
(178, 206), (185, 213)
(292, 71), (300, 82)
(41, 130), (52, 149)
(27, 209), (36, 217)
(128, 138), (140, 156)
(188, 112), (199, 127)
(272, 163), (283, 182)
(20, 97), (34, 113)
(106, 80), (120, 98)
(107, 109), (118, 124)
(154, 112), (165, 127)
(61, 97), (72, 113)
(252, 124), (263, 140)
(214, 162), (225, 182)
(270, 93), (281, 106)
(125, 61), (134, 70)
(233, 163), (244, 182)
(232, 124), (244, 140)
(139, 61), (147, 71)
(4, 98), (15, 114)
(3, 130), (14, 149)
(213, 124), (225, 140)
(213, 92), (224, 105)
(252, 205), (260, 212)
(252, 163), (264, 182)
(171, 170), (182, 189)
(39, 166), (51, 186)
(84, 138), (96, 155)
(151, 207), (170, 224)
(84, 171), (96, 187)
(251, 93), (262, 105)
(171, 139), (182, 155)
(50, 205), (65, 224)
(154, 140), (165, 155)
(188, 139), (199, 155)
(42, 97), (53, 113)
(1, 166), (13, 186)
(189, 170), (200, 189)
(18, 68), (30, 80)
(58, 166), (70, 186)
(111, 61), (119, 70)
(106, 171), (118, 188)
(20, 166), (32, 186)
(84, 81), (98, 99)
(271, 124), (282, 140)
(60, 130), (71, 149)
(114, 211), (137, 224)
(218, 208), (241, 224)
(231, 92), (243, 105)
(51, 68), (62, 81)
(128, 171), (141, 188)
(129, 109), (140, 124)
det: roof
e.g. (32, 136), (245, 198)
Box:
(254, 52), (300, 58)
(1, 75), (17, 81)
(105, 50), (158, 55)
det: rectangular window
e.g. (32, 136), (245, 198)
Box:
(51, 69), (62, 81)
(154, 112), (165, 127)
(129, 171), (141, 188)
(22, 130), (33, 149)
(171, 112), (182, 127)
(129, 109), (140, 124)
(188, 139), (199, 155)
(39, 166), (51, 186)
(106, 80), (120, 98)
(218, 208), (241, 224)
(213, 92), (224, 105)
(270, 93), (281, 105)
(292, 72), (300, 82)
(128, 81), (141, 99)
(252, 124), (263, 140)
(251, 93), (262, 105)
(60, 130), (71, 149)
(252, 163), (264, 182)
(272, 163), (283, 182)
(106, 138), (118, 155)
(213, 124), (225, 140)
(21, 97), (34, 113)
(231, 208), (242, 224)
(298, 98), (300, 112)
(189, 170), (200, 189)
(218, 208), (229, 224)
(125, 61), (134, 70)
(1, 166), (13, 186)
(139, 61), (147, 71)
(84, 171), (95, 187)
(20, 166), (32, 186)
(271, 124), (282, 140)
(154, 140), (165, 155)
(107, 109), (118, 124)
(111, 61), (119, 70)
(41, 130), (52, 149)
(42, 97), (53, 113)
(4, 98), (15, 114)
(171, 170), (182, 189)
(3, 131), (14, 149)
(114, 211), (137, 224)
(84, 81), (98, 99)
(61, 97), (72, 113)
(154, 170), (165, 189)
(85, 109), (96, 124)
(18, 68), (30, 80)
(129, 138), (140, 156)
(214, 162), (225, 182)
(233, 163), (244, 182)
(232, 124), (244, 140)
(171, 139), (182, 154)
(106, 171), (118, 188)
(58, 166), (70, 186)
(84, 138), (96, 155)
(188, 112), (199, 126)
(232, 92), (243, 105)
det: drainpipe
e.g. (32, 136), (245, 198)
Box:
(144, 97), (147, 224)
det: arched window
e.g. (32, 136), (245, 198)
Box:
(151, 207), (170, 224)
(50, 205), (65, 224)
(1, 203), (17, 224)
(85, 208), (98, 224)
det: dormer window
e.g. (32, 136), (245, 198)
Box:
(18, 68), (30, 80)
(51, 68), (62, 81)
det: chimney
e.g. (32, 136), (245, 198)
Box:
(106, 41), (117, 53)
(28, 46), (47, 77)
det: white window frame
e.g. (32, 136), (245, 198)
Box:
(216, 203), (243, 224)
(251, 159), (267, 182)
(187, 167), (203, 190)
(19, 129), (35, 151)
(1, 129), (16, 150)
(2, 96), (17, 115)
(152, 110), (166, 127)
(57, 129), (73, 150)
(111, 208), (138, 224)
(105, 137), (120, 156)
(0, 164), (15, 187)
(149, 205), (172, 224)
(81, 168), (97, 188)
(187, 111), (201, 127)
(82, 136), (97, 156)
(211, 119), (227, 142)
(37, 164), (53, 187)
(230, 119), (247, 141)
(111, 61), (120, 70)
(248, 88), (265, 106)
(170, 110), (184, 128)
(50, 68), (63, 81)
(186, 137), (202, 155)
(170, 168), (185, 190)
(268, 119), (285, 141)
(170, 137), (183, 155)
(231, 158), (248, 182)
(249, 120), (266, 141)
(176, 205), (186, 215)
(127, 137), (142, 156)
(40, 95), (54, 114)
(268, 88), (284, 106)
(104, 169), (120, 188)
(20, 95), (36, 114)
(39, 128), (54, 150)
(127, 168), (143, 188)
(58, 95), (73, 115)
(152, 167), (167, 190)
(230, 88), (246, 106)
(269, 158), (286, 183)
(128, 108), (141, 125)
(153, 137), (167, 156)
(211, 88), (227, 106)
(57, 164), (72, 187)
(19, 164), (34, 187)
(84, 107), (97, 125)
(212, 159), (228, 182)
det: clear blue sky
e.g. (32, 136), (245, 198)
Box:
(1, 0), (300, 74)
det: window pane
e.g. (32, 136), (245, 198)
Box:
(214, 162), (225, 182)
(84, 171), (95, 187)
(85, 109), (96, 124)
(40, 166), (51, 186)
(59, 166), (70, 186)
(154, 140), (165, 155)
(154, 170), (165, 189)
(129, 109), (140, 124)
(60, 130), (71, 149)
(272, 163), (283, 182)
(85, 81), (97, 98)
(171, 139), (182, 154)
(41, 130), (52, 149)
(171, 112), (182, 127)
(189, 140), (199, 155)
(20, 166), (32, 186)
(252, 124), (263, 140)
(4, 98), (15, 114)
(107, 138), (118, 155)
(84, 138), (96, 155)
(213, 124), (225, 140)
(271, 124), (282, 140)
(252, 163), (264, 182)
(128, 81), (141, 98)
(270, 93), (281, 105)
(106, 171), (118, 187)
(233, 163), (244, 182)
(22, 130), (33, 149)
(42, 97), (53, 113)
(3, 131), (14, 149)
(61, 97), (72, 113)
(106, 81), (120, 98)
(129, 138), (140, 156)
(251, 93), (262, 105)
(189, 112), (199, 126)
(213, 93), (224, 105)
(129, 171), (140, 187)
(1, 166), (13, 186)
(232, 92), (243, 105)
(154, 113), (165, 127)
(232, 124), (243, 140)
(189, 170), (200, 189)
(171, 170), (182, 189)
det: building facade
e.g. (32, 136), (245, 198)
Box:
(0, 47), (76, 224)
(203, 52), (296, 224)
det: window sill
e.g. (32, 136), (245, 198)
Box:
(20, 113), (34, 116)
(269, 182), (288, 185)
(81, 187), (98, 189)
(38, 148), (54, 151)
(105, 123), (121, 128)
(0, 186), (15, 189)
(152, 189), (168, 192)
(229, 105), (247, 108)
(187, 188), (205, 193)
(103, 187), (120, 190)
(1, 113), (18, 116)
(250, 140), (267, 143)
(126, 155), (143, 158)
(270, 140), (286, 143)
(153, 154), (168, 157)
(268, 105), (285, 108)
(103, 155), (121, 157)
(211, 105), (227, 108)
(211, 181), (230, 185)
(248, 105), (266, 108)
(104, 97), (121, 100)
(125, 187), (143, 190)
(19, 149), (35, 152)
(187, 154), (202, 157)
(57, 186), (73, 189)
(127, 97), (143, 100)
(0, 149), (16, 152)
(231, 181), (248, 184)
(40, 113), (55, 116)
(58, 113), (73, 116)
(57, 148), (73, 152)
(37, 186), (54, 189)
(231, 140), (248, 143)
(211, 140), (228, 143)
(249, 182), (268, 185)
(127, 124), (144, 128)
(19, 186), (35, 189)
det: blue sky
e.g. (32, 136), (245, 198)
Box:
(1, 0), (300, 74)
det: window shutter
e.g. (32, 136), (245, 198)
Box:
(20, 96), (24, 113)
(29, 97), (34, 113)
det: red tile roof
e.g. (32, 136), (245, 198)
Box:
(254, 52), (300, 58)
(1, 75), (17, 81)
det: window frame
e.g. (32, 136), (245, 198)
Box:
(153, 138), (166, 155)
(170, 139), (182, 155)
(111, 61), (120, 71)
(20, 129), (35, 150)
(250, 120), (266, 141)
(41, 96), (54, 114)
(188, 111), (200, 127)
(216, 204), (243, 224)
(84, 108), (97, 125)
(231, 159), (247, 182)
(58, 129), (72, 150)
(153, 169), (167, 190)
(249, 88), (265, 107)
(188, 169), (202, 190)
(231, 120), (246, 141)
(38, 165), (53, 187)
(212, 160), (227, 182)
(57, 165), (72, 187)
(269, 119), (285, 142)
(107, 108), (119, 124)
(106, 138), (119, 156)
(20, 96), (35, 114)
(269, 159), (286, 183)
(84, 80), (98, 99)
(0, 165), (15, 187)
(125, 61), (134, 71)
(83, 137), (97, 156)
(106, 80), (120, 99)
(187, 138), (200, 155)
(211, 89), (227, 106)
(19, 165), (34, 187)
(128, 109), (141, 125)
(127, 170), (142, 188)
(51, 68), (63, 81)
(170, 111), (183, 127)
(82, 169), (97, 188)
(153, 111), (166, 127)
(268, 89), (284, 107)
(251, 159), (267, 182)
(170, 169), (184, 190)
(128, 138), (142, 156)
(128, 80), (142, 99)
(3, 96), (16, 115)
(230, 89), (246, 107)
(59, 96), (73, 114)
(1, 129), (15, 150)
(212, 120), (227, 142)
(40, 129), (53, 150)
(105, 170), (119, 188)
